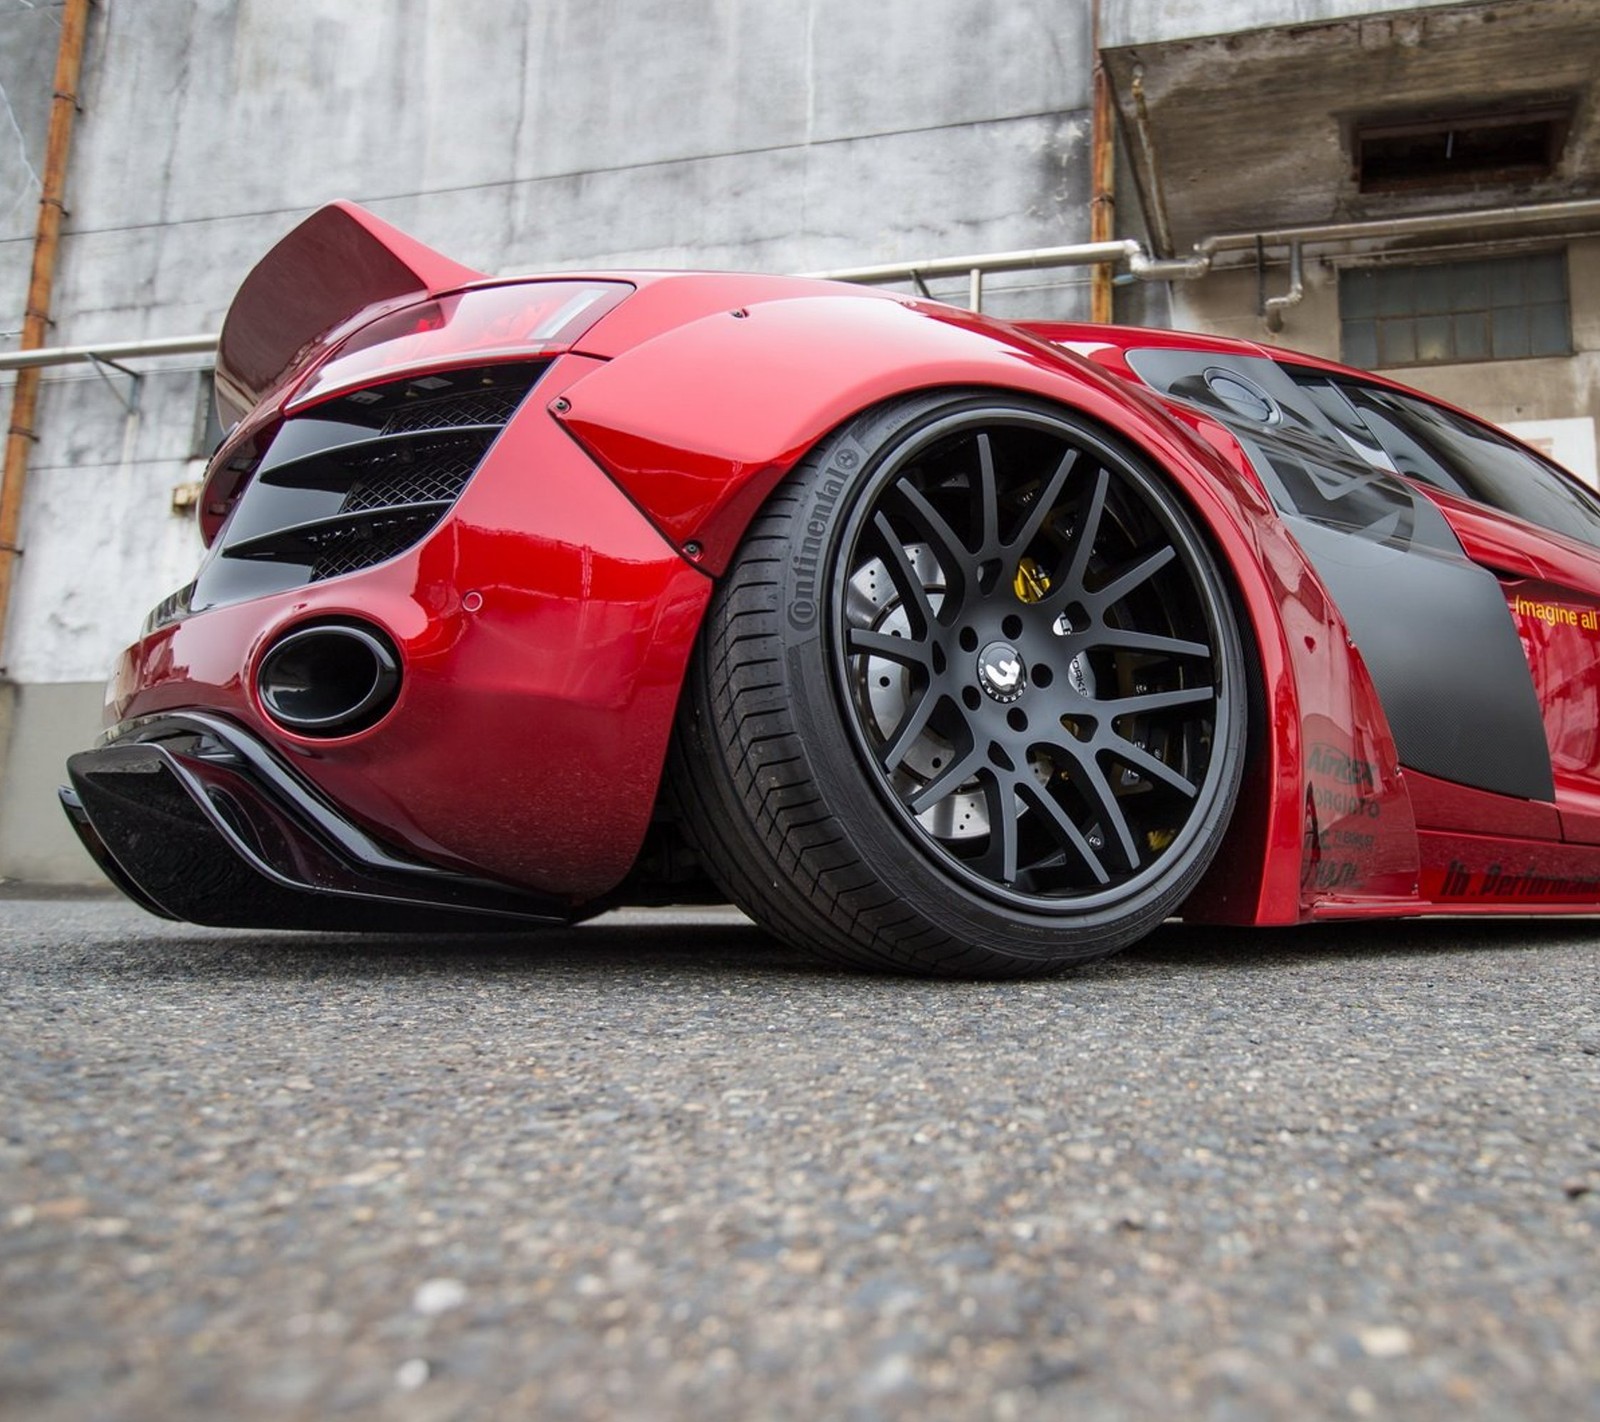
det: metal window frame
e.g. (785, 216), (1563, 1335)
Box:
(1340, 249), (1573, 370)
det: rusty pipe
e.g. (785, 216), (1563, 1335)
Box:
(0, 0), (93, 667)
(1088, 0), (1115, 323)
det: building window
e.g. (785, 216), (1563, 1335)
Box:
(1353, 104), (1572, 194)
(1340, 251), (1571, 369)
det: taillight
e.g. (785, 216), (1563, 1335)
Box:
(292, 281), (631, 408)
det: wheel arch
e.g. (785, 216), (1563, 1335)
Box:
(665, 383), (1291, 970)
(552, 293), (1322, 923)
(582, 350), (1312, 930)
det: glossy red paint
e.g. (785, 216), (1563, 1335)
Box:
(289, 280), (634, 411)
(1422, 482), (1600, 591)
(555, 291), (1277, 573)
(1502, 579), (1600, 845)
(1023, 325), (1600, 922)
(113, 356), (709, 898)
(1402, 768), (1561, 839)
(573, 271), (896, 360)
(202, 279), (633, 545)
(558, 294), (1103, 571)
(84, 204), (1600, 950)
(553, 289), (1455, 927)
(215, 202), (486, 428)
(1019, 320), (1291, 381)
(1176, 495), (1420, 925)
(1416, 830), (1600, 909)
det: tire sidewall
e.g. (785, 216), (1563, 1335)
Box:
(768, 389), (1246, 964)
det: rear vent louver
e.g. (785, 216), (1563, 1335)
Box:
(194, 363), (548, 609)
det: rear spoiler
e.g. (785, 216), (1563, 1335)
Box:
(215, 201), (485, 427)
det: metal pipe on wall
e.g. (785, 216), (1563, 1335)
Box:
(0, 0), (93, 669)
(9, 200), (1600, 375)
(1197, 198), (1600, 256)
(0, 334), (221, 373)
(1088, 0), (1115, 323)
(1128, 66), (1177, 261)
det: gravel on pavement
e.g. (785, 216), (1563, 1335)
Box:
(2, 892), (1597, 1420)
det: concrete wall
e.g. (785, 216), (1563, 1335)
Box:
(0, 678), (102, 881)
(2, 0), (1595, 884)
(1101, 0), (1464, 49)
(8, 0), (1101, 685)
(0, 1), (60, 333)
(0, 0), (1104, 882)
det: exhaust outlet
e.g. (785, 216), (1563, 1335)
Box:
(256, 622), (400, 736)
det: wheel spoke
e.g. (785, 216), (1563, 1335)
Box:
(1109, 737), (1198, 798)
(1104, 685), (1216, 718)
(1073, 756), (1144, 872)
(972, 771), (1020, 884)
(891, 480), (977, 587)
(1006, 447), (1077, 558)
(1016, 779), (1112, 886)
(870, 512), (939, 637)
(1055, 464), (1109, 599)
(975, 432), (1000, 557)
(908, 743), (985, 815)
(878, 688), (942, 776)
(1090, 628), (1212, 660)
(846, 625), (931, 671)
(827, 402), (1239, 917)
(1092, 545), (1176, 610)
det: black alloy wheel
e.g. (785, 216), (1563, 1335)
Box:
(673, 391), (1248, 975)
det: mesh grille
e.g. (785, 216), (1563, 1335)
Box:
(340, 444), (481, 513)
(381, 386), (527, 435)
(307, 510), (442, 582)
(203, 361), (549, 605)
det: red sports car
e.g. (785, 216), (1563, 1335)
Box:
(61, 203), (1600, 974)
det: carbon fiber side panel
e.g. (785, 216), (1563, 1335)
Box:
(1127, 348), (1555, 803)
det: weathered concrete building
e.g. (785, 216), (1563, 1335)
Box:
(2, 0), (1597, 882)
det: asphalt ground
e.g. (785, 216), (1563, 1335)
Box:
(1, 891), (1597, 1421)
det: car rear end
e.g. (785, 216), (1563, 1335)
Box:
(62, 206), (713, 929)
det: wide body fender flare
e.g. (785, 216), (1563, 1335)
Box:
(554, 293), (1410, 923)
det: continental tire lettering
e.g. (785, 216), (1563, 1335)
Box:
(787, 464), (855, 632)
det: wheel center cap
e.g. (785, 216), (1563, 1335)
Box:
(976, 641), (1027, 702)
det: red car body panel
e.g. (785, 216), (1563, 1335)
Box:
(553, 293), (1364, 925)
(114, 354), (710, 898)
(65, 204), (1600, 945)
(214, 202), (488, 430)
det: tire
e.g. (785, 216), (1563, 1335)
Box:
(670, 390), (1247, 976)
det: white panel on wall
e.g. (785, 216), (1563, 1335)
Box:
(1500, 417), (1600, 488)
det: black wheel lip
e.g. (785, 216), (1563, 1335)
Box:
(825, 397), (1238, 918)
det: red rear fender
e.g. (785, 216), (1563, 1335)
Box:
(556, 295), (1248, 571)
(553, 294), (1384, 925)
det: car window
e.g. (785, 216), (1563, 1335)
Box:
(1123, 347), (1456, 552)
(1287, 370), (1600, 549)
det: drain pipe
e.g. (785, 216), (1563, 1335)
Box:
(1196, 197), (1600, 257)
(0, 0), (93, 665)
(1262, 240), (1305, 331)
(1127, 246), (1210, 282)
(1088, 0), (1115, 322)
(1133, 197), (1600, 321)
(1128, 65), (1177, 260)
